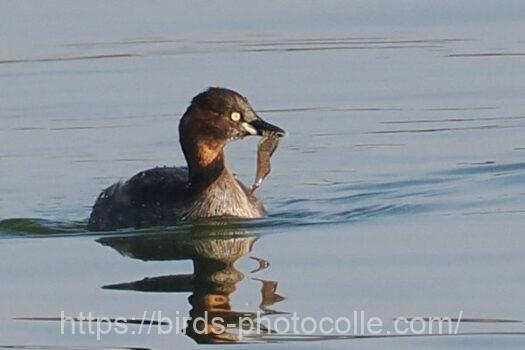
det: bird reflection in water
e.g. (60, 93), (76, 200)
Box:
(97, 224), (286, 344)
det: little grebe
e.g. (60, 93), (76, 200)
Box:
(87, 87), (285, 231)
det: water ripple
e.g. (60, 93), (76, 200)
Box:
(1, 161), (524, 238)
(436, 161), (525, 176)
(0, 36), (467, 66)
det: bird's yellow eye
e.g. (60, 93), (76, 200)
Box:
(230, 112), (241, 122)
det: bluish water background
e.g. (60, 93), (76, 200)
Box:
(1, 1), (525, 348)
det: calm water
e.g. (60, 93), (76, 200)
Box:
(1, 1), (525, 348)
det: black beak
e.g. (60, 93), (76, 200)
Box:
(248, 118), (286, 137)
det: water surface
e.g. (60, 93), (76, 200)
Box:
(1, 1), (525, 349)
